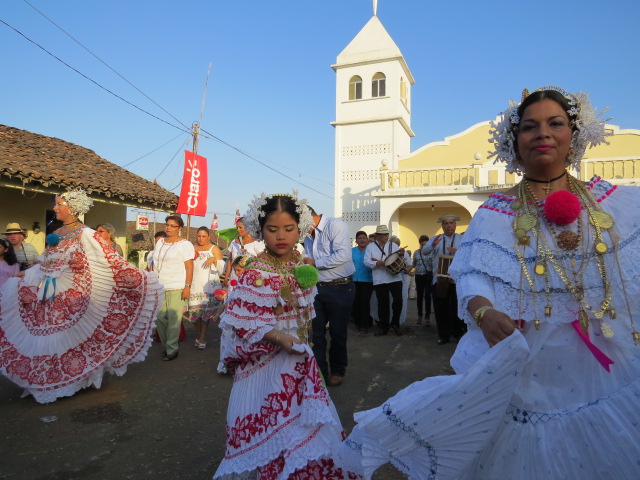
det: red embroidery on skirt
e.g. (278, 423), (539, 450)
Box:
(227, 356), (325, 449)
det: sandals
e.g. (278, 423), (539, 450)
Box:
(195, 340), (206, 350)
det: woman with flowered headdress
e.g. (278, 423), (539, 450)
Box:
(222, 216), (264, 289)
(0, 190), (162, 403)
(346, 87), (640, 478)
(214, 192), (362, 480)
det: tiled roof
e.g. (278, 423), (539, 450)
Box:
(0, 124), (178, 209)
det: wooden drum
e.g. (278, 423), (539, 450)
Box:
(436, 254), (454, 279)
(384, 252), (406, 275)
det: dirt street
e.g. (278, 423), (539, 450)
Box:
(0, 300), (456, 480)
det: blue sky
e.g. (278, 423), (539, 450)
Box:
(2, 0), (639, 228)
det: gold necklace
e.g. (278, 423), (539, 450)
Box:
(513, 175), (615, 335)
(264, 248), (312, 345)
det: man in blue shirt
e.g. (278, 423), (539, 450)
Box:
(304, 208), (355, 387)
(352, 230), (373, 334)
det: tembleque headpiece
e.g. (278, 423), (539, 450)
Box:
(243, 190), (314, 243)
(488, 86), (611, 175)
(59, 189), (94, 216)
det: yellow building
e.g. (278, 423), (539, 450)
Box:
(333, 12), (640, 253)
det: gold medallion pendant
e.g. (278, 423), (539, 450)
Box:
(556, 230), (580, 250)
(535, 264), (546, 275)
(279, 281), (292, 301)
(601, 321), (615, 338)
(274, 303), (284, 315)
(595, 242), (608, 254)
(515, 214), (538, 232)
(511, 199), (523, 211)
(590, 211), (614, 230)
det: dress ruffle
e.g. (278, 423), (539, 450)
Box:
(349, 177), (640, 479)
(346, 332), (530, 480)
(0, 227), (162, 403)
(214, 257), (360, 479)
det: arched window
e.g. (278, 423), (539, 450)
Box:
(349, 75), (362, 100)
(372, 72), (386, 98)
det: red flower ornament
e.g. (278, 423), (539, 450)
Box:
(544, 190), (581, 225)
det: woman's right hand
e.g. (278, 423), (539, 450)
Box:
(479, 308), (517, 347)
(279, 333), (304, 355)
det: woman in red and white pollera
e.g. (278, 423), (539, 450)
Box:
(0, 190), (162, 403)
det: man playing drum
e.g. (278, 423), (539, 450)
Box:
(364, 225), (404, 336)
(421, 214), (466, 345)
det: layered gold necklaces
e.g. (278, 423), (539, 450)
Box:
(512, 174), (620, 337)
(265, 249), (312, 345)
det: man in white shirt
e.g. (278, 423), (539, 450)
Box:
(364, 225), (404, 336)
(422, 214), (466, 345)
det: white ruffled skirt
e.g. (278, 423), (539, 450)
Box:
(0, 228), (162, 403)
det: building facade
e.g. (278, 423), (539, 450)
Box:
(333, 13), (640, 253)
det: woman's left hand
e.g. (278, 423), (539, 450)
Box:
(203, 257), (216, 268)
(182, 286), (191, 300)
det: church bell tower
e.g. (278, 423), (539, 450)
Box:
(331, 6), (415, 237)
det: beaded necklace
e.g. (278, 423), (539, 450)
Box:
(511, 174), (639, 343)
(156, 239), (178, 274)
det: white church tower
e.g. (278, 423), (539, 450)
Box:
(331, 4), (415, 237)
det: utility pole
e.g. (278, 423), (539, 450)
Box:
(186, 62), (212, 242)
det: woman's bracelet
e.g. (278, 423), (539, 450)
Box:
(473, 305), (493, 327)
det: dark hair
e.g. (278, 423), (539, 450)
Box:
(258, 195), (301, 232)
(235, 217), (244, 226)
(307, 206), (318, 217)
(232, 255), (248, 268)
(165, 215), (184, 228)
(517, 90), (573, 122)
(0, 238), (18, 265)
(355, 230), (368, 239)
(197, 226), (210, 235)
(419, 235), (429, 243)
(154, 231), (167, 239)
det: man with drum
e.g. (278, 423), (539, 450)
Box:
(421, 214), (466, 345)
(364, 225), (404, 336)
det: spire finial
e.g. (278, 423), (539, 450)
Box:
(373, 0), (378, 16)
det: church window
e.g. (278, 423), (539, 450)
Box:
(372, 72), (386, 97)
(400, 77), (407, 100)
(349, 75), (362, 100)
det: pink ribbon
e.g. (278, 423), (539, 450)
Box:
(572, 320), (614, 372)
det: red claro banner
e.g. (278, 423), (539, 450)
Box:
(176, 151), (208, 217)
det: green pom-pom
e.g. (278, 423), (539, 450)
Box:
(294, 264), (319, 289)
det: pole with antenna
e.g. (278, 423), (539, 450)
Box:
(186, 62), (212, 241)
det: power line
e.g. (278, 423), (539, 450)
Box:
(2, 17), (333, 199)
(200, 127), (333, 199)
(155, 140), (187, 180)
(21, 0), (191, 131)
(122, 133), (187, 167)
(0, 18), (190, 135)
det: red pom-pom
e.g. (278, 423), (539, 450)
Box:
(230, 279), (238, 287)
(213, 288), (227, 301)
(544, 190), (581, 225)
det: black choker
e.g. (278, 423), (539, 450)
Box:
(524, 170), (567, 183)
(63, 220), (79, 226)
